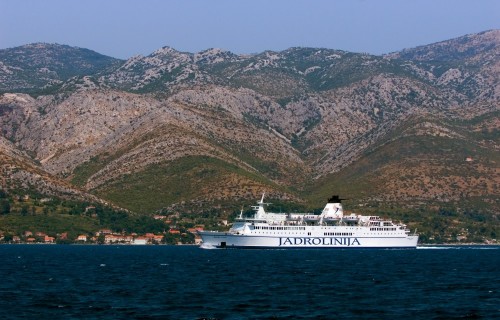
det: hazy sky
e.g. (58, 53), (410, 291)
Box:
(1, 0), (499, 59)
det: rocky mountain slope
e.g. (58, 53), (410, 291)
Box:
(387, 30), (500, 107)
(0, 134), (103, 204)
(0, 43), (121, 93)
(0, 30), (498, 233)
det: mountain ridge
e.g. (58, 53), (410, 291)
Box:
(0, 43), (122, 93)
(0, 30), (498, 242)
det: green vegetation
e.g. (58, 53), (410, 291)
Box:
(0, 213), (98, 237)
(71, 126), (179, 186)
(2, 110), (498, 244)
(2, 39), (499, 245)
(71, 155), (109, 186)
(0, 189), (192, 244)
(94, 155), (277, 213)
(303, 115), (499, 244)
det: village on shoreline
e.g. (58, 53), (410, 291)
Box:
(0, 226), (204, 245)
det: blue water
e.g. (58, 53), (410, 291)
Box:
(0, 245), (498, 319)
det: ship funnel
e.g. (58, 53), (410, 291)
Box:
(327, 195), (347, 203)
(321, 195), (346, 219)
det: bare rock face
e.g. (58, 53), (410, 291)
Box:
(386, 30), (500, 106)
(0, 136), (103, 203)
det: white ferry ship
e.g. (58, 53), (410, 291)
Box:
(198, 194), (418, 249)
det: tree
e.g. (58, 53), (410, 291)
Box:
(97, 234), (105, 244)
(0, 200), (10, 214)
(21, 205), (29, 216)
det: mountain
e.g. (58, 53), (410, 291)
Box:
(0, 133), (104, 205)
(387, 30), (500, 62)
(97, 46), (419, 100)
(386, 30), (500, 104)
(0, 31), (498, 242)
(0, 43), (122, 93)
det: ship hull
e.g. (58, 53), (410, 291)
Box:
(198, 231), (418, 249)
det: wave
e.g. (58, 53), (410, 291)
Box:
(199, 243), (218, 249)
(417, 245), (499, 250)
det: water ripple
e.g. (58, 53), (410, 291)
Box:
(0, 245), (498, 319)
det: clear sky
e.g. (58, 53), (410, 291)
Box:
(1, 0), (499, 59)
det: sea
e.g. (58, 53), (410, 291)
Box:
(0, 245), (498, 319)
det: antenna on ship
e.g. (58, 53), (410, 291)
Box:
(259, 193), (265, 204)
(251, 193), (270, 220)
(256, 193), (272, 206)
(238, 206), (244, 219)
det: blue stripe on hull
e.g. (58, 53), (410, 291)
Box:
(215, 245), (417, 249)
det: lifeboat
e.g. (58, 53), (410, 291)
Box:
(304, 215), (320, 222)
(342, 214), (359, 224)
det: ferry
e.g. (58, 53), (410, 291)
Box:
(198, 194), (418, 249)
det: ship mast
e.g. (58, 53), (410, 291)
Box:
(252, 193), (268, 220)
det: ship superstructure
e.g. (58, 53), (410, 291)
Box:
(198, 194), (418, 249)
